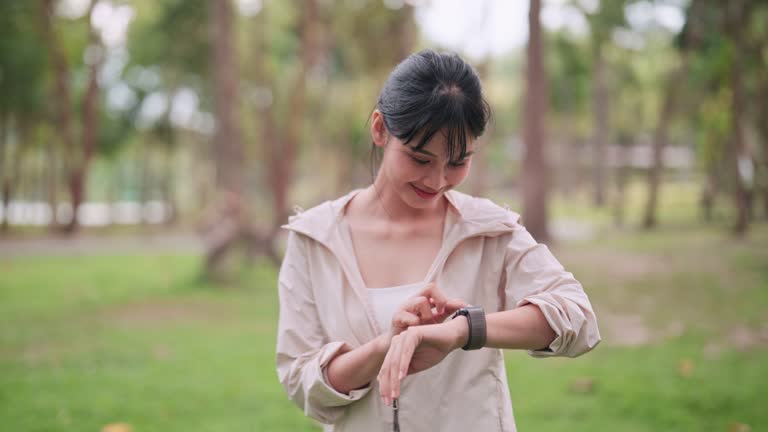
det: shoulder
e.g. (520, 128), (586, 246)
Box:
(446, 189), (521, 226)
(282, 189), (360, 238)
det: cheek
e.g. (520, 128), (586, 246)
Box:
(448, 162), (472, 185)
(386, 154), (420, 182)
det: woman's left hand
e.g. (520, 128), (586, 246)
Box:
(377, 317), (468, 405)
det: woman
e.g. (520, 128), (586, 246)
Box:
(276, 49), (601, 431)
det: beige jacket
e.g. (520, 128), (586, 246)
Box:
(276, 189), (601, 431)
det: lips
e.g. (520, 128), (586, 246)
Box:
(410, 183), (439, 199)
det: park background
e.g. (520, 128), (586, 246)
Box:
(1, 0), (767, 431)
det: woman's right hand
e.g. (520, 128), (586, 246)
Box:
(389, 283), (468, 337)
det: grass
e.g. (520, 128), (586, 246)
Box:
(1, 220), (766, 431)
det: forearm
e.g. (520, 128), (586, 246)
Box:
(485, 304), (556, 350)
(428, 304), (556, 353)
(326, 333), (390, 394)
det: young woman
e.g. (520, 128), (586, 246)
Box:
(276, 49), (601, 432)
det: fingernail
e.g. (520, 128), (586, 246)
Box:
(399, 371), (404, 379)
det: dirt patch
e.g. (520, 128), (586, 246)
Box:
(599, 313), (691, 347)
(558, 249), (673, 280)
(102, 299), (237, 327)
(727, 325), (768, 350)
(600, 313), (656, 346)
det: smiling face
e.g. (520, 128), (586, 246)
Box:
(371, 111), (475, 210)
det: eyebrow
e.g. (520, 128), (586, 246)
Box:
(409, 147), (475, 159)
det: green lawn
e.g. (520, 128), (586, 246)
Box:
(1, 223), (766, 431)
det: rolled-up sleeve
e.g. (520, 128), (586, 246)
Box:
(276, 231), (371, 424)
(502, 224), (601, 358)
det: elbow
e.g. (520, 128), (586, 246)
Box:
(277, 361), (344, 425)
(524, 293), (601, 358)
(557, 306), (602, 358)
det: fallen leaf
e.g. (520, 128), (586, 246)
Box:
(678, 358), (694, 377)
(101, 422), (133, 432)
(569, 377), (596, 394)
(728, 423), (751, 432)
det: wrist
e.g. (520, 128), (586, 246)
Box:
(373, 332), (391, 356)
(447, 315), (470, 351)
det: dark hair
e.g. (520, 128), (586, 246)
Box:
(370, 49), (492, 174)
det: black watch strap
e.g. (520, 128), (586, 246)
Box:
(452, 306), (487, 350)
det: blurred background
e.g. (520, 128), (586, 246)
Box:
(1, 0), (766, 431)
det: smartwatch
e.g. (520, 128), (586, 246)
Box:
(451, 306), (487, 350)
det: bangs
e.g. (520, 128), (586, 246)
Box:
(387, 87), (487, 163)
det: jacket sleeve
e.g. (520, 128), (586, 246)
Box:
(275, 230), (371, 424)
(501, 223), (601, 358)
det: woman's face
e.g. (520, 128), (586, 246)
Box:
(372, 111), (475, 210)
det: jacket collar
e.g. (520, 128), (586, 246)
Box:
(282, 188), (520, 245)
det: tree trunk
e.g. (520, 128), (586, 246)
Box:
(642, 66), (684, 229)
(756, 62), (768, 219)
(211, 0), (244, 197)
(700, 170), (717, 223)
(162, 149), (177, 226)
(644, 0), (703, 229)
(40, 0), (77, 230)
(728, 61), (749, 235)
(66, 2), (102, 233)
(470, 61), (491, 197)
(2, 120), (24, 232)
(394, 5), (417, 62)
(591, 45), (608, 207)
(269, 0), (322, 231)
(0, 114), (8, 232)
(613, 142), (631, 227)
(522, 0), (550, 243)
(727, 1), (749, 236)
(137, 139), (150, 226)
(206, 0), (247, 276)
(46, 138), (59, 230)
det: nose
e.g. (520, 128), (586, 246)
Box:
(423, 165), (447, 191)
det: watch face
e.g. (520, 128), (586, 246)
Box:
(452, 308), (468, 319)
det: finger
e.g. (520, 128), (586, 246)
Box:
(435, 298), (470, 321)
(395, 331), (418, 398)
(400, 296), (434, 324)
(388, 334), (404, 403)
(420, 282), (448, 315)
(391, 311), (420, 334)
(378, 337), (395, 405)
(413, 297), (435, 324)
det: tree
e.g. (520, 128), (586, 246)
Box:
(0, 2), (48, 232)
(546, 31), (591, 196)
(203, 0), (251, 276)
(127, 0), (212, 227)
(723, 0), (751, 235)
(211, 0), (245, 196)
(577, 0), (628, 207)
(643, 0), (703, 229)
(39, 0), (105, 233)
(522, 0), (550, 242)
(266, 0), (322, 234)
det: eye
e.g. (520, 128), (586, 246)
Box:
(410, 156), (430, 165)
(449, 160), (467, 168)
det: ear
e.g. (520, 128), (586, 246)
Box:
(370, 110), (388, 148)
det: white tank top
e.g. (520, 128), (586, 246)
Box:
(367, 282), (426, 333)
